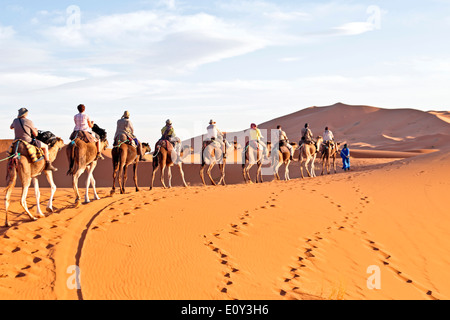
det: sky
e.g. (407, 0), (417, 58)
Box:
(1, 0), (450, 144)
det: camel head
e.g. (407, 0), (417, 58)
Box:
(102, 139), (109, 151)
(316, 136), (323, 145)
(142, 143), (151, 154)
(50, 137), (65, 151)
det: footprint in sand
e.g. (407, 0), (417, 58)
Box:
(33, 257), (42, 264)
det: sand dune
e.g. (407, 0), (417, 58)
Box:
(1, 103), (450, 300)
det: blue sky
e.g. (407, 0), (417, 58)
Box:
(1, 0), (450, 144)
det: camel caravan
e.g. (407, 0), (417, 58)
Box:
(2, 107), (342, 227)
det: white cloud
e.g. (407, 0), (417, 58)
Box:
(40, 11), (268, 74)
(263, 11), (310, 21)
(332, 21), (376, 35)
(279, 56), (303, 63)
(0, 25), (15, 40)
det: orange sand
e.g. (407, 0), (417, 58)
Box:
(1, 103), (450, 300)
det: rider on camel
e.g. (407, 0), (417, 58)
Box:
(70, 104), (103, 160)
(10, 108), (58, 172)
(161, 119), (181, 161)
(300, 123), (318, 152)
(114, 111), (145, 161)
(249, 123), (269, 160)
(277, 125), (294, 160)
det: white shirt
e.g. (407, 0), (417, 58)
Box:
(207, 124), (218, 140)
(74, 113), (91, 132)
(323, 130), (334, 141)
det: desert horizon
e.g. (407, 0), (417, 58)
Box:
(1, 102), (450, 301)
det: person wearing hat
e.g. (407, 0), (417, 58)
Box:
(161, 119), (181, 161)
(301, 123), (314, 144)
(277, 125), (294, 160)
(206, 120), (231, 148)
(300, 123), (317, 152)
(71, 104), (103, 160)
(249, 123), (269, 160)
(114, 111), (145, 161)
(323, 126), (334, 143)
(161, 119), (175, 140)
(10, 108), (57, 171)
(340, 144), (351, 171)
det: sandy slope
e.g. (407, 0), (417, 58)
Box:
(0, 149), (449, 300)
(1, 103), (450, 300)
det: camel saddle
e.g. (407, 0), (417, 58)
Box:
(114, 134), (136, 148)
(202, 139), (226, 159)
(155, 139), (174, 154)
(70, 130), (98, 144)
(8, 140), (44, 163)
(246, 140), (262, 152)
(323, 141), (336, 151)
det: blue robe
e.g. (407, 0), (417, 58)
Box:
(340, 147), (350, 170)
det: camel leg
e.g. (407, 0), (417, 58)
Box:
(285, 162), (290, 181)
(179, 164), (188, 188)
(321, 157), (326, 176)
(84, 164), (100, 203)
(304, 157), (312, 177)
(207, 164), (217, 186)
(118, 163), (124, 194)
(150, 166), (158, 191)
(90, 165), (100, 201)
(72, 168), (84, 207)
(311, 156), (317, 177)
(111, 160), (119, 196)
(257, 163), (263, 183)
(20, 178), (37, 221)
(84, 165), (92, 204)
(121, 164), (128, 194)
(133, 162), (140, 192)
(245, 164), (254, 184)
(168, 166), (173, 189)
(310, 157), (315, 177)
(274, 161), (281, 180)
(33, 178), (46, 218)
(200, 164), (207, 186)
(160, 164), (167, 189)
(218, 163), (226, 186)
(44, 171), (57, 213)
(4, 185), (14, 227)
(300, 159), (306, 179)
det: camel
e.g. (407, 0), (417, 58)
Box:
(200, 140), (227, 186)
(150, 141), (188, 190)
(4, 137), (65, 227)
(298, 137), (323, 178)
(272, 142), (295, 181)
(321, 141), (340, 175)
(67, 128), (109, 206)
(242, 141), (267, 184)
(110, 140), (151, 195)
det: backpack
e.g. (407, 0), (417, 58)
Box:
(37, 130), (57, 147)
(92, 124), (107, 141)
